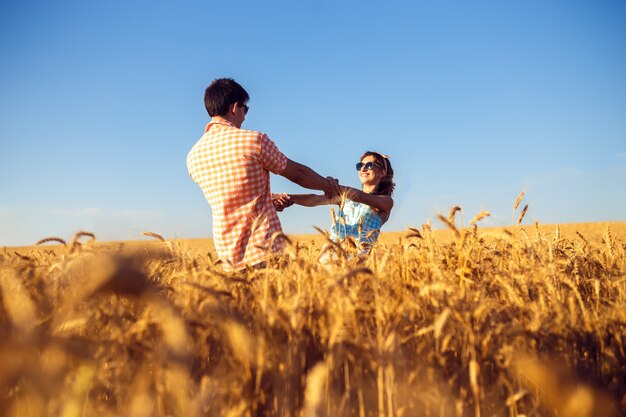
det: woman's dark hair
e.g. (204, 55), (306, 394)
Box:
(360, 151), (395, 196)
(204, 78), (250, 117)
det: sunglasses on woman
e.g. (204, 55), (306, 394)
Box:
(356, 161), (382, 171)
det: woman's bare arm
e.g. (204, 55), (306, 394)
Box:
(339, 186), (394, 215)
(290, 194), (339, 207)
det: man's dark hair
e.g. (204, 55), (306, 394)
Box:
(204, 78), (249, 117)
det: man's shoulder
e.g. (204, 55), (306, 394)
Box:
(236, 127), (268, 140)
(205, 124), (266, 142)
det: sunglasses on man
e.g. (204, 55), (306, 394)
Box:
(356, 161), (382, 171)
(240, 103), (249, 114)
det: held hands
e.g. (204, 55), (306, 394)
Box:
(324, 177), (342, 199)
(272, 193), (293, 212)
(273, 177), (342, 212)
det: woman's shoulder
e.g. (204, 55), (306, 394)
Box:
(347, 197), (391, 224)
(346, 196), (391, 208)
(346, 198), (379, 215)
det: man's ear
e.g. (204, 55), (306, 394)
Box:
(228, 102), (241, 115)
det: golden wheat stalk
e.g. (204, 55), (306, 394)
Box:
(314, 226), (347, 260)
(513, 192), (524, 210)
(575, 231), (588, 247)
(512, 191), (525, 225)
(344, 237), (358, 249)
(72, 231), (95, 242)
(335, 266), (374, 285)
(603, 224), (614, 259)
(365, 229), (379, 240)
(183, 281), (233, 299)
(302, 362), (329, 417)
(517, 204), (528, 226)
(69, 231), (96, 253)
(437, 213), (460, 238)
(13, 251), (33, 261)
(358, 216), (363, 238)
(141, 231), (165, 241)
(406, 227), (423, 239)
(35, 237), (67, 246)
(469, 359), (481, 417)
(448, 205), (461, 226)
(339, 191), (347, 213)
(534, 221), (544, 250)
(270, 231), (292, 248)
(313, 225), (330, 238)
(519, 227), (531, 247)
(469, 211), (490, 225)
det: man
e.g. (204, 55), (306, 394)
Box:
(187, 78), (338, 271)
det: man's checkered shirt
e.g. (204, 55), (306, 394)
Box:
(186, 117), (288, 270)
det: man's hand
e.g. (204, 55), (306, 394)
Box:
(324, 177), (341, 199)
(272, 193), (293, 212)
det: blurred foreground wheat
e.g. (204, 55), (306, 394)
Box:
(1, 222), (625, 417)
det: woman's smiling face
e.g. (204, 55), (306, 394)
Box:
(358, 155), (385, 189)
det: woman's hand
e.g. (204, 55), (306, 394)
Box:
(324, 177), (341, 199)
(272, 193), (293, 212)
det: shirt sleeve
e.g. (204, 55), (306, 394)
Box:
(258, 133), (288, 174)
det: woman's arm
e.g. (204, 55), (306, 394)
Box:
(339, 186), (394, 215)
(290, 194), (339, 207)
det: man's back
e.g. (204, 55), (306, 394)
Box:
(187, 116), (287, 270)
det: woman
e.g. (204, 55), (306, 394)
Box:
(286, 151), (395, 256)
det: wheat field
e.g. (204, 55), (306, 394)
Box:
(1, 219), (625, 417)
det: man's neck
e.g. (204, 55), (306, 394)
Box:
(213, 114), (239, 127)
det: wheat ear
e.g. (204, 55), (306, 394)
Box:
(35, 237), (67, 246)
(448, 205), (461, 226)
(513, 191), (524, 210)
(141, 231), (165, 242)
(469, 211), (490, 225)
(517, 205), (528, 226)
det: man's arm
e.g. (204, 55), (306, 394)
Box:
(280, 159), (339, 197)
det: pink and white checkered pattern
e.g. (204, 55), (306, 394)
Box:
(187, 117), (288, 270)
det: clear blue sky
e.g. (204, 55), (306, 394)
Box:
(1, 0), (625, 246)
